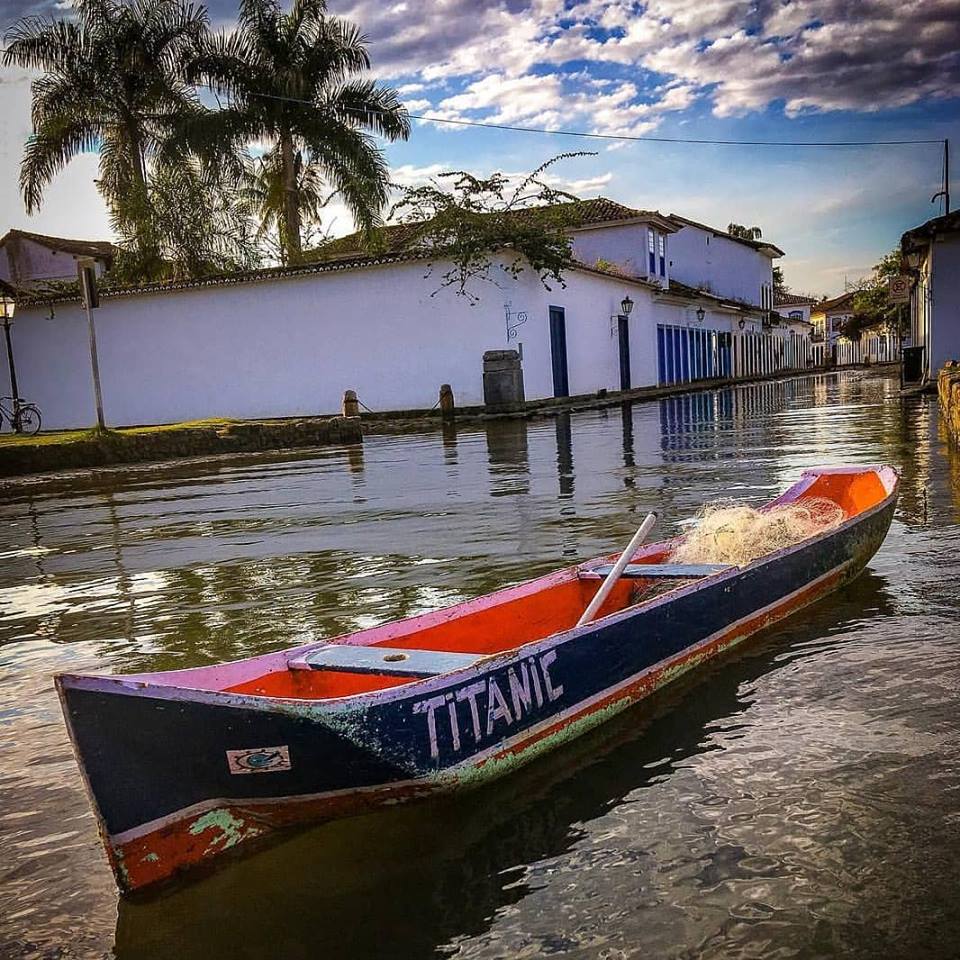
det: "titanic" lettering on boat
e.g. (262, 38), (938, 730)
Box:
(413, 651), (564, 759)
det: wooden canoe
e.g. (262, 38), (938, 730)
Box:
(57, 464), (898, 893)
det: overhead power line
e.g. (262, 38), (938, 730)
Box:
(234, 88), (943, 148)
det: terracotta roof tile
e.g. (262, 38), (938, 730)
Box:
(16, 250), (432, 306)
(813, 291), (856, 313)
(311, 197), (668, 260)
(0, 229), (115, 262)
(774, 291), (818, 306)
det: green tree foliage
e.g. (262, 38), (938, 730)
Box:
(842, 248), (906, 340)
(238, 147), (333, 264)
(773, 265), (789, 299)
(389, 154), (595, 303)
(185, 0), (410, 264)
(3, 0), (205, 214)
(109, 159), (260, 282)
(727, 223), (763, 240)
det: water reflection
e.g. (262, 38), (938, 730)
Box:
(4, 371), (960, 960)
(484, 419), (529, 497)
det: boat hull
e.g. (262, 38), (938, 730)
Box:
(57, 471), (897, 893)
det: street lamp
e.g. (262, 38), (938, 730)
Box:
(695, 306), (705, 323)
(620, 295), (634, 317)
(1, 291), (20, 432)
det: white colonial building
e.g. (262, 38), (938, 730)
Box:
(2, 199), (809, 430)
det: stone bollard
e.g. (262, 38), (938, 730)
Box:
(342, 389), (360, 417)
(439, 384), (455, 420)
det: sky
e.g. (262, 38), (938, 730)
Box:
(0, 0), (958, 295)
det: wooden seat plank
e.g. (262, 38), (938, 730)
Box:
(289, 645), (485, 677)
(581, 563), (731, 579)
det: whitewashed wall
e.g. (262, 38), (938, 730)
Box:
(930, 236), (960, 374)
(568, 222), (669, 286)
(5, 258), (664, 430)
(668, 223), (773, 305)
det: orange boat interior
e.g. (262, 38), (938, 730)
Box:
(223, 469), (887, 702)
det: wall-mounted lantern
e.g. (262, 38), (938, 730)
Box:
(738, 317), (746, 330)
(695, 306), (705, 323)
(620, 295), (634, 317)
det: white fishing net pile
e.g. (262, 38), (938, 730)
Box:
(670, 498), (847, 567)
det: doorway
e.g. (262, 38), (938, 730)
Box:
(549, 307), (569, 398)
(617, 315), (631, 390)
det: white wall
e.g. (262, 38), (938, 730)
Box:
(568, 222), (672, 288)
(930, 235), (960, 373)
(569, 223), (649, 279)
(668, 223), (773, 305)
(7, 258), (663, 430)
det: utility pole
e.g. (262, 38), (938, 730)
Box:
(932, 138), (950, 214)
(946, 138), (951, 215)
(78, 258), (105, 431)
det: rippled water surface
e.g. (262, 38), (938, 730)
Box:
(3, 370), (960, 960)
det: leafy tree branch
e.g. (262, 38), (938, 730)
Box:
(388, 153), (597, 303)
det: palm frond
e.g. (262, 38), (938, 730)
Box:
(326, 79), (410, 141)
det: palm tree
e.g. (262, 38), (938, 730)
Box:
(239, 147), (332, 263)
(3, 0), (206, 215)
(188, 0), (410, 264)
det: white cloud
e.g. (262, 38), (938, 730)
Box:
(335, 0), (960, 120)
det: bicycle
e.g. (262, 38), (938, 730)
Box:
(0, 396), (42, 436)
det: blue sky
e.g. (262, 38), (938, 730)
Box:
(1, 0), (958, 294)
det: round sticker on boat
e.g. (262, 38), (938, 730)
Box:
(226, 745), (292, 774)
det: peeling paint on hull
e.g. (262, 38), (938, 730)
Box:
(56, 467), (899, 894)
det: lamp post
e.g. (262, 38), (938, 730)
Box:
(1, 292), (20, 432)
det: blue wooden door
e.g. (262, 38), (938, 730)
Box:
(549, 307), (569, 398)
(617, 315), (631, 391)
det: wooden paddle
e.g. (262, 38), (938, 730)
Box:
(576, 512), (659, 627)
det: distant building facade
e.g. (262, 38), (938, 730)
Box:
(810, 291), (856, 347)
(0, 230), (114, 291)
(774, 291), (818, 326)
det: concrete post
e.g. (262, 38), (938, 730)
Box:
(342, 389), (359, 417)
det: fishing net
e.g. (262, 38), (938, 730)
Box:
(669, 497), (847, 568)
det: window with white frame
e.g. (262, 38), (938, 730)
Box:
(657, 233), (666, 277)
(648, 229), (656, 274)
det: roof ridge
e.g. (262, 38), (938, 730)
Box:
(311, 196), (666, 260)
(1, 228), (116, 258)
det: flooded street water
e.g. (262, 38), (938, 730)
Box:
(3, 370), (960, 960)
